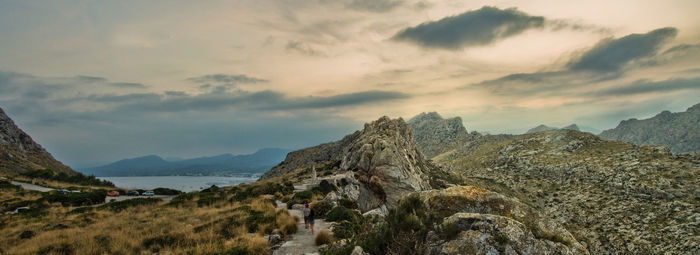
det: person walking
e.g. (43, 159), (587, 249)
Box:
(309, 205), (316, 235)
(303, 202), (311, 230)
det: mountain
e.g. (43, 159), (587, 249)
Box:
(526, 123), (580, 134)
(429, 128), (699, 254)
(600, 103), (700, 154)
(406, 112), (476, 159)
(262, 116), (587, 254)
(82, 148), (292, 176)
(0, 107), (75, 175)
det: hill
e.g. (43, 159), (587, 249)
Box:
(0, 107), (75, 175)
(406, 112), (477, 159)
(431, 128), (699, 254)
(526, 123), (580, 134)
(600, 102), (700, 154)
(81, 148), (292, 176)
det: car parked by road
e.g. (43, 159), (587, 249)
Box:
(126, 191), (140, 196)
(142, 190), (154, 196)
(107, 191), (120, 196)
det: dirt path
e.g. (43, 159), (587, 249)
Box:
(273, 201), (330, 255)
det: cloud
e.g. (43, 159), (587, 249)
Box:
(471, 27), (679, 96)
(568, 27), (677, 72)
(392, 6), (545, 50)
(186, 74), (268, 87)
(285, 40), (325, 56)
(109, 82), (147, 88)
(590, 77), (700, 97)
(74, 75), (108, 83)
(346, 0), (404, 13)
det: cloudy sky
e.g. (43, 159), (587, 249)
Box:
(1, 0), (699, 167)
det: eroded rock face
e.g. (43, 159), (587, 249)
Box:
(437, 213), (587, 255)
(421, 186), (588, 255)
(341, 116), (434, 211)
(407, 112), (473, 159)
(600, 102), (699, 154)
(0, 107), (75, 174)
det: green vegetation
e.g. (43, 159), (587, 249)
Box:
(100, 198), (161, 212)
(19, 169), (114, 187)
(153, 187), (182, 195)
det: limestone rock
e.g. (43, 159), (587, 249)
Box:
(351, 245), (369, 255)
(0, 107), (75, 175)
(600, 102), (700, 154)
(407, 112), (473, 158)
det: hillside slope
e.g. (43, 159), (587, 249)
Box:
(407, 112), (475, 158)
(0, 107), (75, 175)
(600, 103), (700, 154)
(433, 129), (699, 254)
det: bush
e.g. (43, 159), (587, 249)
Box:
(142, 233), (193, 252)
(338, 198), (358, 209)
(41, 189), (106, 206)
(311, 180), (336, 195)
(153, 187), (182, 195)
(197, 192), (224, 207)
(285, 190), (313, 209)
(311, 200), (334, 218)
(99, 198), (160, 212)
(276, 209), (298, 237)
(314, 229), (333, 246)
(325, 206), (360, 222)
(21, 169), (114, 187)
(216, 246), (249, 255)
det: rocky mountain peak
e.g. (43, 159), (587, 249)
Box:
(600, 102), (699, 154)
(407, 112), (471, 158)
(0, 107), (75, 174)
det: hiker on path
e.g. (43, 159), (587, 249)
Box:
(303, 202), (311, 230)
(309, 205), (316, 235)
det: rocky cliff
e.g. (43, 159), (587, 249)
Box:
(262, 116), (447, 211)
(433, 129), (699, 254)
(526, 124), (580, 134)
(407, 112), (475, 159)
(0, 107), (75, 175)
(600, 103), (700, 154)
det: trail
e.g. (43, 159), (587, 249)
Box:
(273, 201), (330, 255)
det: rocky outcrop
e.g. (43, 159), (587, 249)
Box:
(600, 102), (700, 154)
(0, 107), (75, 175)
(422, 186), (588, 255)
(435, 129), (700, 254)
(340, 116), (434, 211)
(526, 124), (579, 134)
(407, 112), (475, 159)
(263, 116), (444, 212)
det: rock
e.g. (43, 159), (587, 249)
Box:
(323, 192), (338, 202)
(362, 204), (388, 218)
(267, 234), (282, 246)
(600, 102), (700, 154)
(438, 213), (587, 255)
(351, 245), (369, 255)
(0, 107), (75, 175)
(291, 204), (305, 210)
(407, 112), (473, 158)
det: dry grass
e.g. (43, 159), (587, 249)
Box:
(314, 229), (333, 246)
(0, 180), (300, 255)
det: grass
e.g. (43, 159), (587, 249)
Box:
(0, 176), (300, 255)
(314, 229), (333, 246)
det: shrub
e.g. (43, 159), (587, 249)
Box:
(216, 246), (249, 255)
(326, 206), (360, 222)
(37, 243), (74, 255)
(21, 169), (114, 187)
(286, 190), (313, 209)
(311, 200), (334, 218)
(197, 192), (224, 207)
(312, 180), (336, 195)
(314, 229), (333, 246)
(276, 209), (298, 237)
(153, 187), (182, 195)
(41, 189), (106, 206)
(99, 198), (160, 212)
(338, 198), (358, 209)
(142, 233), (193, 251)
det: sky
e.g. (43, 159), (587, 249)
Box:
(1, 0), (699, 167)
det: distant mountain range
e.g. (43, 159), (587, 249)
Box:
(600, 103), (699, 154)
(80, 148), (293, 177)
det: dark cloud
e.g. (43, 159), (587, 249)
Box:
(186, 74), (268, 87)
(346, 0), (404, 13)
(285, 40), (325, 56)
(568, 27), (677, 72)
(591, 77), (700, 96)
(74, 75), (108, 83)
(109, 82), (147, 88)
(392, 6), (545, 50)
(471, 28), (679, 96)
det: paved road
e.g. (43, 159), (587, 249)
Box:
(104, 195), (176, 203)
(11, 181), (54, 192)
(273, 201), (330, 255)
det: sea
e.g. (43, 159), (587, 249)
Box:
(98, 176), (259, 192)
